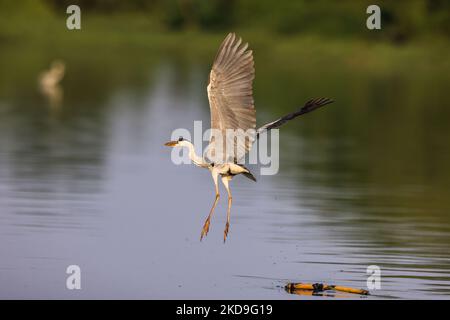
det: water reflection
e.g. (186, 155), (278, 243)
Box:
(0, 44), (449, 299)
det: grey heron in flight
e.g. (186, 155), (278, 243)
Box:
(165, 33), (333, 242)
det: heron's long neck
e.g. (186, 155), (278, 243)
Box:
(186, 142), (206, 167)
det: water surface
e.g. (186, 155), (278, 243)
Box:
(0, 41), (450, 299)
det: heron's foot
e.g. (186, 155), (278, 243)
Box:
(200, 218), (211, 241)
(223, 222), (230, 243)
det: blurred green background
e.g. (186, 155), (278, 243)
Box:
(1, 0), (449, 40)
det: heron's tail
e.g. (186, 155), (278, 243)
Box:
(243, 171), (256, 182)
(257, 98), (334, 137)
(240, 165), (257, 182)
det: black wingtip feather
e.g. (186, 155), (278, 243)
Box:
(256, 97), (334, 137)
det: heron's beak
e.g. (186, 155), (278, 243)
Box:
(164, 141), (178, 147)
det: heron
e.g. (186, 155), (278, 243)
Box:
(38, 60), (66, 108)
(165, 33), (333, 242)
(39, 60), (65, 88)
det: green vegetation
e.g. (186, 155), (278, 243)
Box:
(1, 0), (450, 42)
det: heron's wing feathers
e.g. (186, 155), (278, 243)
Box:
(206, 33), (256, 164)
(257, 98), (334, 137)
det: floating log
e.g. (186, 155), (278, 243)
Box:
(286, 282), (369, 295)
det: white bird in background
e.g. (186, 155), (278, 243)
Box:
(38, 60), (65, 108)
(165, 33), (333, 242)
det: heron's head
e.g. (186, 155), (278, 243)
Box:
(51, 60), (66, 75)
(164, 136), (190, 147)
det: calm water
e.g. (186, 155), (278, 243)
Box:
(1, 40), (450, 299)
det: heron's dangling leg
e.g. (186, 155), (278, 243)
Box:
(200, 170), (220, 241)
(221, 176), (232, 243)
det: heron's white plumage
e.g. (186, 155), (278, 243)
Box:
(206, 33), (256, 164)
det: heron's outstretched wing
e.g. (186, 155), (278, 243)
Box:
(206, 33), (256, 164)
(257, 98), (334, 137)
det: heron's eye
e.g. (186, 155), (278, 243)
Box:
(178, 137), (184, 141)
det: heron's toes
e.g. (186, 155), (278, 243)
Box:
(200, 219), (211, 241)
(223, 222), (230, 243)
